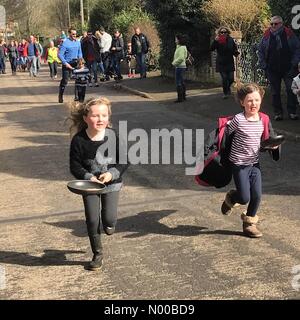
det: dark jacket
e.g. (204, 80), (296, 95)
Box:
(110, 35), (124, 59)
(0, 45), (7, 58)
(195, 113), (280, 188)
(211, 36), (239, 72)
(7, 45), (19, 60)
(81, 35), (101, 63)
(258, 27), (300, 71)
(131, 33), (150, 55)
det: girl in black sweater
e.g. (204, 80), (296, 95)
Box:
(69, 97), (129, 271)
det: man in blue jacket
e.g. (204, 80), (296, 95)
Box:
(258, 16), (300, 120)
(58, 27), (83, 103)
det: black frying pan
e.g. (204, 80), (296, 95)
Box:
(67, 180), (106, 195)
(261, 135), (285, 149)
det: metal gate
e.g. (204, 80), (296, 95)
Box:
(235, 43), (268, 86)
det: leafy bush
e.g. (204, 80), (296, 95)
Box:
(146, 0), (212, 74)
(89, 0), (140, 32)
(112, 8), (160, 60)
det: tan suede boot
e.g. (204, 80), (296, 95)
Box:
(241, 213), (263, 238)
(221, 189), (240, 215)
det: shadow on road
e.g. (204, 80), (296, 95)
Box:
(46, 209), (208, 238)
(0, 249), (86, 267)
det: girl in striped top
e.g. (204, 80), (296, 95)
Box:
(221, 83), (278, 238)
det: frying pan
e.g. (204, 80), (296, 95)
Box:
(67, 180), (106, 195)
(261, 135), (285, 149)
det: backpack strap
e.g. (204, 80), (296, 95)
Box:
(259, 112), (270, 141)
(218, 116), (233, 149)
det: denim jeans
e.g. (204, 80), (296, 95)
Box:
(0, 57), (5, 73)
(27, 56), (37, 76)
(231, 164), (262, 217)
(136, 53), (147, 77)
(48, 62), (57, 78)
(86, 60), (98, 83)
(175, 67), (186, 87)
(111, 55), (121, 77)
(97, 62), (105, 74)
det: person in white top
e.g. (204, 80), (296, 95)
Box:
(291, 61), (300, 111)
(98, 27), (112, 81)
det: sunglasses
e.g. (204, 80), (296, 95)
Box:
(220, 31), (227, 34)
(270, 22), (280, 26)
(70, 33), (77, 36)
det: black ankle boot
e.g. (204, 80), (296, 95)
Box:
(174, 86), (184, 103)
(58, 86), (65, 103)
(86, 234), (103, 271)
(87, 253), (103, 271)
(182, 84), (186, 100)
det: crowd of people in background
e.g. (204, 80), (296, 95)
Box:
(1, 15), (300, 120)
(0, 36), (44, 76)
(0, 26), (151, 104)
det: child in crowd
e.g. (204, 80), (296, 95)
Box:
(221, 83), (280, 238)
(291, 62), (300, 119)
(72, 58), (91, 103)
(69, 97), (129, 271)
(126, 42), (136, 78)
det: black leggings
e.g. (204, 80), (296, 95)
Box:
(82, 191), (119, 236)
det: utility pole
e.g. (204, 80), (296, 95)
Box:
(80, 0), (84, 33)
(87, 0), (90, 24)
(67, 0), (71, 28)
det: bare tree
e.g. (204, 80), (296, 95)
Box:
(51, 0), (69, 31)
(201, 0), (269, 38)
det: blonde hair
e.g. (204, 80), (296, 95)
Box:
(68, 97), (112, 136)
(95, 31), (101, 39)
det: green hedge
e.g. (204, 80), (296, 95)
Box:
(145, 0), (212, 73)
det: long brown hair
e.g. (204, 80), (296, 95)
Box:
(67, 97), (112, 136)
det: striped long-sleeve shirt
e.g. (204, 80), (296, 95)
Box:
(227, 112), (264, 165)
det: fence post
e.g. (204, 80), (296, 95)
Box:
(231, 30), (242, 83)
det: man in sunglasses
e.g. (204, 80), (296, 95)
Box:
(58, 27), (83, 103)
(258, 16), (300, 120)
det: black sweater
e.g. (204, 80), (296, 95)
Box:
(69, 128), (129, 188)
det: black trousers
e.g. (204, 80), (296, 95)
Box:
(59, 60), (78, 94)
(220, 71), (234, 95)
(82, 191), (119, 237)
(75, 85), (86, 102)
(101, 52), (111, 79)
(266, 69), (297, 115)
